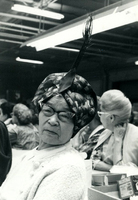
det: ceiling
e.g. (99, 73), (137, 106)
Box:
(0, 0), (138, 101)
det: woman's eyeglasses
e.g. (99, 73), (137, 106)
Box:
(97, 111), (111, 117)
(97, 111), (119, 118)
(40, 103), (75, 123)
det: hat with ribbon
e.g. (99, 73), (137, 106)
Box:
(33, 15), (97, 136)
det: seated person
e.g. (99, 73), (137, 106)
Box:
(0, 71), (97, 200)
(92, 89), (138, 171)
(0, 121), (12, 186)
(29, 102), (39, 130)
(72, 96), (104, 159)
(7, 103), (39, 150)
(0, 99), (12, 124)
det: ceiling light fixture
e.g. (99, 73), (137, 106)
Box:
(22, 21), (86, 51)
(11, 4), (64, 20)
(16, 57), (44, 64)
(21, 1), (138, 51)
(51, 46), (79, 52)
(135, 61), (138, 65)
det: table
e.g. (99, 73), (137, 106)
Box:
(87, 169), (121, 200)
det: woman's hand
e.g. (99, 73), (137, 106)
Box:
(92, 160), (112, 171)
(114, 123), (127, 142)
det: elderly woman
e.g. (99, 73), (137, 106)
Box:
(0, 72), (97, 200)
(92, 89), (138, 172)
(7, 103), (39, 150)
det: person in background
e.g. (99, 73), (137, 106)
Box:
(0, 72), (97, 200)
(92, 89), (138, 171)
(0, 99), (12, 124)
(29, 102), (39, 130)
(0, 121), (12, 186)
(72, 96), (104, 159)
(7, 103), (39, 150)
(130, 111), (138, 126)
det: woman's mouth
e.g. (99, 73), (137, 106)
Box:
(43, 129), (57, 135)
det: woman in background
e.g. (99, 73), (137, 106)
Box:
(92, 89), (138, 171)
(7, 103), (39, 150)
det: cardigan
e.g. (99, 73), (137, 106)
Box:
(0, 142), (87, 200)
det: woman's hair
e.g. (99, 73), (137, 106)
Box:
(100, 90), (132, 123)
(0, 99), (12, 118)
(13, 103), (32, 125)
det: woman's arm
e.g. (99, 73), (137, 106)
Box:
(8, 131), (17, 144)
(92, 148), (112, 171)
(7, 124), (17, 144)
(92, 160), (112, 172)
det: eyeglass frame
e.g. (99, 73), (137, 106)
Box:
(97, 111), (112, 117)
(39, 102), (75, 123)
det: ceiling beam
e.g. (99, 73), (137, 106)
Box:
(0, 32), (28, 40)
(0, 26), (36, 35)
(0, 39), (22, 44)
(0, 21), (43, 32)
(0, 12), (60, 25)
(102, 32), (138, 42)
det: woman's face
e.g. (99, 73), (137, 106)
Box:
(99, 104), (114, 131)
(11, 110), (19, 125)
(38, 95), (74, 149)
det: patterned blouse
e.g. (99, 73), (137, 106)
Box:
(72, 125), (104, 159)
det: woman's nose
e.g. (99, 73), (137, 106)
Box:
(48, 113), (59, 126)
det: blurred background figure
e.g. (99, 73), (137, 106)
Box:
(28, 101), (39, 130)
(0, 121), (12, 186)
(130, 103), (138, 126)
(72, 96), (104, 159)
(7, 103), (39, 150)
(132, 111), (138, 126)
(0, 99), (12, 124)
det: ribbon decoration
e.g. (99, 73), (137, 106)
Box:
(58, 14), (93, 93)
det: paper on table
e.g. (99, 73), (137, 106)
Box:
(130, 196), (138, 200)
(110, 165), (138, 177)
(84, 159), (92, 187)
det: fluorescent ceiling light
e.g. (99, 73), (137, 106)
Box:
(27, 23), (83, 51)
(16, 57), (43, 64)
(52, 46), (79, 52)
(23, 22), (84, 51)
(12, 4), (64, 20)
(135, 61), (138, 65)
(21, 1), (138, 51)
